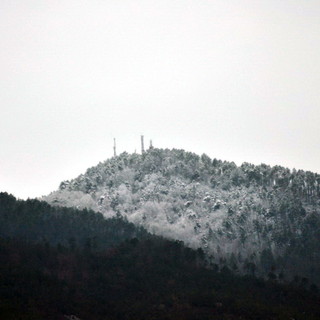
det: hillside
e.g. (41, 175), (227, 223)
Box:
(1, 193), (320, 319)
(2, 237), (320, 320)
(0, 192), (148, 250)
(43, 148), (320, 284)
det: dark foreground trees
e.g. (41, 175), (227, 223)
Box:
(0, 192), (320, 319)
(1, 237), (320, 319)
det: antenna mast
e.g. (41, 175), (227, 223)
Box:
(141, 135), (145, 154)
(113, 138), (117, 157)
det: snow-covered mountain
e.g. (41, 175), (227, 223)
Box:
(43, 148), (320, 284)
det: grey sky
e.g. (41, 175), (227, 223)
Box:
(1, 0), (320, 199)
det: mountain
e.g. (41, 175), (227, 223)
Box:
(43, 148), (320, 285)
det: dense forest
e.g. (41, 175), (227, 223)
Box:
(1, 193), (320, 319)
(0, 192), (148, 250)
(43, 148), (320, 285)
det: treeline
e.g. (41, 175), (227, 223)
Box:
(61, 148), (320, 202)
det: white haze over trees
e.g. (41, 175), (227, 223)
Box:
(1, 0), (320, 199)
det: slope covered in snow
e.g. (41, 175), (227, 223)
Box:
(43, 148), (320, 284)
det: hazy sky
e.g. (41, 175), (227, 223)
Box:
(1, 0), (320, 199)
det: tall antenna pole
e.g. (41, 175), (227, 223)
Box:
(113, 138), (117, 157)
(149, 139), (153, 149)
(141, 135), (145, 154)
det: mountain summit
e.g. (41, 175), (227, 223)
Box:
(43, 148), (320, 284)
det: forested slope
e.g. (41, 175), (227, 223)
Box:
(0, 193), (320, 319)
(43, 148), (320, 284)
(0, 192), (148, 250)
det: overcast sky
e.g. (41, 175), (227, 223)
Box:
(1, 0), (320, 199)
